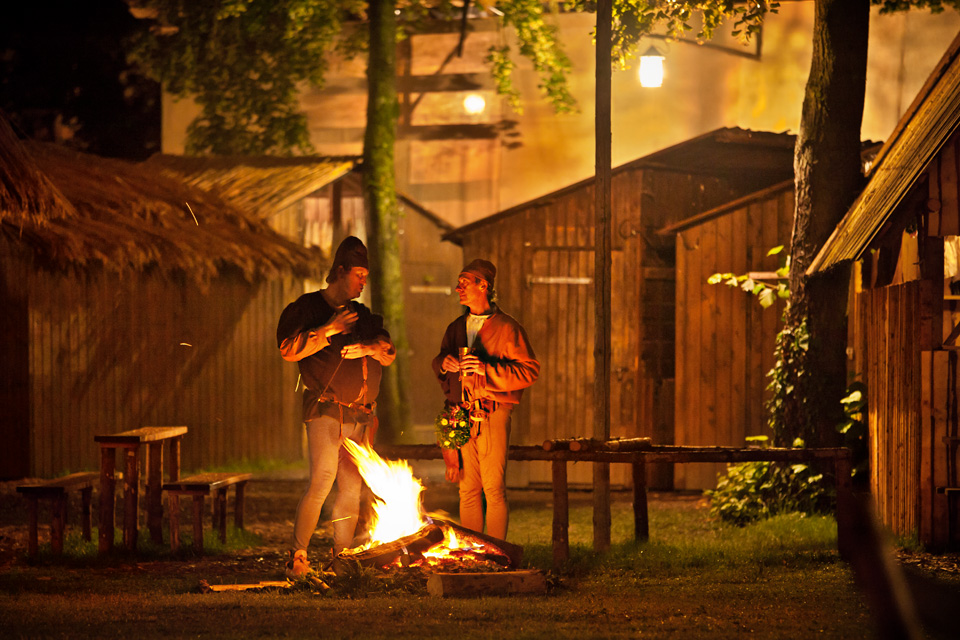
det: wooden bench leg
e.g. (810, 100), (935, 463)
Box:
(192, 495), (205, 553)
(216, 488), (228, 544)
(123, 446), (140, 551)
(234, 481), (247, 530)
(168, 492), (181, 552)
(26, 497), (39, 559)
(51, 495), (66, 555)
(147, 441), (164, 545)
(81, 487), (92, 542)
(99, 446), (116, 554)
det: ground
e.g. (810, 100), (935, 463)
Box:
(1, 463), (959, 639)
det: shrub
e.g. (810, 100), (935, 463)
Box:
(706, 436), (831, 526)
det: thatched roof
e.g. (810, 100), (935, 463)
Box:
(143, 154), (358, 217)
(809, 32), (960, 274)
(0, 115), (75, 228)
(0, 127), (322, 282)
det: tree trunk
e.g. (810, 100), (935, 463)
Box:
(363, 0), (410, 441)
(782, 0), (869, 446)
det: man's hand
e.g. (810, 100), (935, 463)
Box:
(327, 306), (358, 337)
(441, 354), (461, 373)
(459, 354), (486, 377)
(341, 342), (372, 359)
(445, 465), (460, 483)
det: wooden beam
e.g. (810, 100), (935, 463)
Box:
(426, 570), (547, 597)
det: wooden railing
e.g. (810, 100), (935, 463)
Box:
(375, 441), (854, 568)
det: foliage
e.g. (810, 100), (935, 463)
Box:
(766, 316), (809, 444)
(706, 436), (830, 526)
(708, 245), (790, 309)
(127, 0), (365, 155)
(836, 381), (869, 483)
(435, 404), (470, 449)
(126, 0), (779, 154)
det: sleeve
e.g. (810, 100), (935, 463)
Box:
(276, 297), (330, 362)
(476, 321), (539, 396)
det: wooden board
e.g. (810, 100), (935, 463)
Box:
(426, 570), (546, 598)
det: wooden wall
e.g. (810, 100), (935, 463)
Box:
(457, 167), (739, 488)
(2, 247), (304, 479)
(861, 281), (923, 538)
(673, 186), (793, 489)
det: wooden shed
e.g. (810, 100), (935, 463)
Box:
(144, 156), (465, 439)
(660, 181), (795, 489)
(810, 34), (960, 547)
(0, 118), (322, 480)
(444, 128), (795, 488)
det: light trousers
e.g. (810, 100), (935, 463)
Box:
(292, 415), (365, 553)
(458, 403), (513, 540)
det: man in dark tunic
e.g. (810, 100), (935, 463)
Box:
(276, 236), (395, 578)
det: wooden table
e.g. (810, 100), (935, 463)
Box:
(94, 426), (188, 553)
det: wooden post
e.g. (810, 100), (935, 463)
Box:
(81, 486), (92, 541)
(593, 0), (613, 555)
(235, 482), (246, 530)
(98, 446), (116, 553)
(216, 488), (228, 544)
(147, 441), (164, 545)
(192, 495), (205, 553)
(51, 494), (66, 555)
(123, 446), (140, 551)
(632, 456), (649, 541)
(835, 450), (854, 560)
(169, 493), (181, 552)
(552, 459), (569, 567)
(168, 436), (182, 539)
(26, 496), (38, 558)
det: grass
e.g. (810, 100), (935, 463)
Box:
(0, 497), (880, 639)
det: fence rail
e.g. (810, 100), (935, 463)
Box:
(375, 443), (854, 567)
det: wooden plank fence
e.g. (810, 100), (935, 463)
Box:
(375, 442), (855, 567)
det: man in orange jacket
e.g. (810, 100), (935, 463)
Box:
(432, 259), (539, 540)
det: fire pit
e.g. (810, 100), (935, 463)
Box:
(337, 440), (545, 596)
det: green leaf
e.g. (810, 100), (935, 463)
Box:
(707, 273), (724, 284)
(758, 288), (775, 308)
(766, 245), (784, 256)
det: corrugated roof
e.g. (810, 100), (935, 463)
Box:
(143, 154), (358, 217)
(808, 33), (960, 274)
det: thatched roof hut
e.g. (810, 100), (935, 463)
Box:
(143, 153), (358, 217)
(0, 118), (321, 283)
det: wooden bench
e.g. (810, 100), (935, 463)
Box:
(163, 472), (252, 552)
(17, 472), (100, 558)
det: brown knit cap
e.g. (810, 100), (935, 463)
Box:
(326, 236), (368, 283)
(459, 258), (496, 288)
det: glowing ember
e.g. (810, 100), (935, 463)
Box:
(341, 439), (429, 550)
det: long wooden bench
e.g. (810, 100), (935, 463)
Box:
(163, 472), (252, 553)
(17, 472), (101, 558)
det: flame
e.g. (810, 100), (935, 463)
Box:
(341, 439), (428, 549)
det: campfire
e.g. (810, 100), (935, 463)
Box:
(338, 440), (520, 572)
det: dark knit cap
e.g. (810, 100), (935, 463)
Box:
(326, 236), (368, 283)
(459, 258), (496, 288)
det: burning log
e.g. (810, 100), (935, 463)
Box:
(338, 522), (445, 569)
(430, 517), (523, 569)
